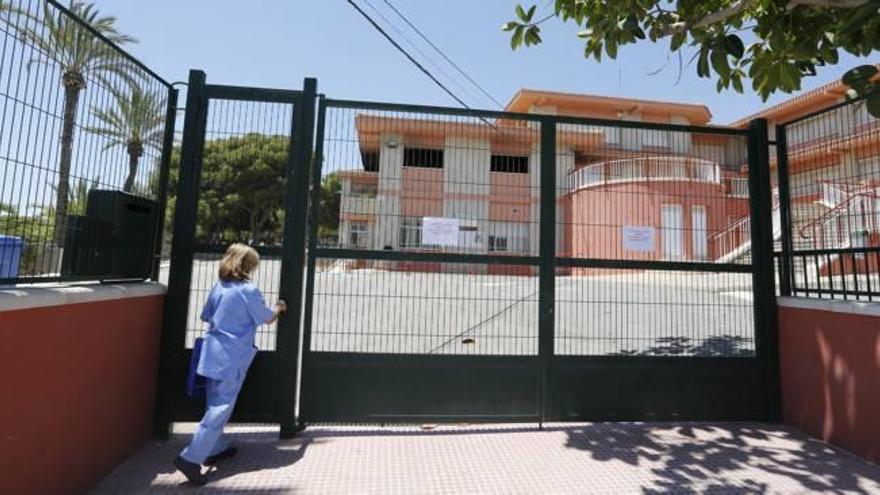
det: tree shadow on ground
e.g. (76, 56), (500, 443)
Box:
(613, 335), (756, 357)
(559, 422), (880, 494)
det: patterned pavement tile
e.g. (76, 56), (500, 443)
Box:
(90, 422), (880, 494)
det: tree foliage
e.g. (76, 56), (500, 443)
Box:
(166, 134), (287, 245)
(318, 172), (342, 241)
(504, 0), (880, 116)
(17, 1), (140, 245)
(85, 85), (166, 192)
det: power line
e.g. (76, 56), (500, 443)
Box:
(379, 0), (505, 109)
(345, 0), (474, 110)
(360, 0), (486, 108)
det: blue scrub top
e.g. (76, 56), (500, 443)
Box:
(197, 280), (275, 381)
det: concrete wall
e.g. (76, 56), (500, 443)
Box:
(0, 284), (165, 495)
(777, 297), (880, 465)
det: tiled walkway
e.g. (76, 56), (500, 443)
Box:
(91, 423), (880, 494)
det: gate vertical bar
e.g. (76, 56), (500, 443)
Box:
(747, 118), (782, 421)
(298, 96), (326, 423)
(277, 78), (317, 438)
(151, 87), (180, 281)
(153, 70), (208, 438)
(775, 125), (793, 297)
(538, 117), (557, 424)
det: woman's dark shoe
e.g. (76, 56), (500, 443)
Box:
(174, 456), (207, 486)
(204, 446), (238, 466)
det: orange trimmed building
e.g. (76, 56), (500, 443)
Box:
(334, 82), (877, 273)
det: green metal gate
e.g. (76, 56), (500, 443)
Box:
(154, 71), (316, 438)
(299, 98), (780, 424)
(156, 76), (780, 434)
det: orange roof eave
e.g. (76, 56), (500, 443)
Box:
(504, 88), (713, 125)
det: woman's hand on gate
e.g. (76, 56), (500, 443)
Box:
(275, 300), (287, 313)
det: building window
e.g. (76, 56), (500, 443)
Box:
(348, 221), (369, 248)
(361, 150), (380, 171)
(400, 217), (423, 248)
(488, 235), (508, 252)
(403, 148), (444, 168)
(351, 182), (377, 197)
(490, 155), (528, 173)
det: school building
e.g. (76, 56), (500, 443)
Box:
(335, 83), (877, 274)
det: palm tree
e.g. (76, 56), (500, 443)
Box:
(86, 85), (165, 192)
(18, 1), (138, 247)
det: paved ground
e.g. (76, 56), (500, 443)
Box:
(167, 260), (756, 357)
(91, 423), (880, 494)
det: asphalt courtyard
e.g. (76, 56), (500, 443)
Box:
(166, 259), (756, 357)
(91, 422), (880, 494)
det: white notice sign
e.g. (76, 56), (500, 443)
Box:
(422, 217), (460, 247)
(622, 226), (655, 252)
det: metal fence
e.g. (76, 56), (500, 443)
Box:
(0, 0), (176, 284)
(308, 100), (758, 358)
(179, 95), (297, 351)
(776, 91), (880, 300)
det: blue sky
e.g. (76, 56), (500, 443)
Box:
(96, 0), (876, 124)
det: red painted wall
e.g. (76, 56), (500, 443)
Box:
(569, 181), (748, 262)
(778, 303), (880, 465)
(0, 294), (164, 495)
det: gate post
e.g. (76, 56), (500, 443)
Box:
(538, 116), (557, 424)
(747, 118), (782, 422)
(152, 87), (179, 281)
(153, 70), (208, 439)
(277, 78), (318, 438)
(775, 125), (794, 297)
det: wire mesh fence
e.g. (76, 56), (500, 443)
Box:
(310, 259), (539, 355)
(176, 247), (282, 350)
(555, 269), (755, 356)
(556, 122), (753, 264)
(0, 0), (174, 284)
(319, 103), (543, 258)
(778, 92), (880, 300)
(171, 95), (296, 349)
(308, 100), (758, 358)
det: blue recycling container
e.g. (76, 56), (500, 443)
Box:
(0, 235), (25, 279)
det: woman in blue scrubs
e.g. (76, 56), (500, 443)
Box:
(175, 243), (286, 485)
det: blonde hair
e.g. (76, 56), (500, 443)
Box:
(218, 243), (260, 282)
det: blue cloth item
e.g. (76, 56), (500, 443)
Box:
(196, 281), (275, 381)
(0, 235), (25, 279)
(180, 376), (246, 464)
(186, 338), (207, 399)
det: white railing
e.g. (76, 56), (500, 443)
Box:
(730, 178), (749, 198)
(569, 156), (720, 192)
(806, 194), (876, 250)
(821, 182), (848, 208)
(341, 194), (377, 215)
(711, 188), (781, 263)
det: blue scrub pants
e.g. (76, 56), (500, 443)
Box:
(180, 376), (245, 464)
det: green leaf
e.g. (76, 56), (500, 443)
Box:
(526, 5), (537, 22)
(711, 49), (730, 77)
(516, 4), (528, 22)
(843, 65), (879, 88)
(577, 29), (593, 39)
(512, 25), (524, 50)
(697, 49), (710, 78)
(670, 33), (686, 51)
(723, 35), (745, 59)
(867, 93), (880, 119)
(732, 75), (744, 93)
(606, 38), (618, 58)
(502, 21), (519, 32)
